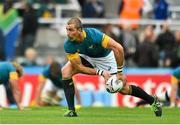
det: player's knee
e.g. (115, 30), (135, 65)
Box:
(62, 70), (69, 79)
(61, 67), (73, 79)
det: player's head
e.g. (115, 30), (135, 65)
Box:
(12, 62), (23, 77)
(66, 17), (83, 41)
(50, 61), (62, 78)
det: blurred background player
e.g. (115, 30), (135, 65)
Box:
(0, 61), (23, 110)
(136, 66), (180, 107)
(169, 66), (180, 107)
(35, 61), (81, 108)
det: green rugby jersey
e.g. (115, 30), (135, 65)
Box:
(64, 28), (111, 60)
(0, 62), (17, 85)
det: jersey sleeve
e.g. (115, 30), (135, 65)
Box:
(91, 28), (110, 48)
(9, 64), (19, 80)
(9, 72), (19, 80)
(64, 39), (79, 60)
(172, 67), (180, 83)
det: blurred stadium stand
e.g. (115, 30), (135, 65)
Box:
(0, 0), (180, 66)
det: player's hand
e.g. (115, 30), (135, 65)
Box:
(116, 73), (126, 86)
(18, 103), (24, 110)
(102, 70), (111, 83)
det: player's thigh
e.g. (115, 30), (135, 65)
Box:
(61, 61), (76, 78)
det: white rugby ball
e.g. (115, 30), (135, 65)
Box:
(106, 75), (123, 93)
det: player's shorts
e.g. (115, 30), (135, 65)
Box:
(80, 51), (117, 74)
(41, 79), (64, 98)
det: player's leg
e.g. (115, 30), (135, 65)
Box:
(61, 61), (77, 117)
(119, 83), (162, 117)
(62, 57), (93, 117)
(91, 51), (162, 116)
(136, 87), (171, 107)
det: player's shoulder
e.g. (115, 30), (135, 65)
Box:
(42, 65), (50, 77)
(0, 62), (15, 70)
(173, 67), (180, 75)
(85, 27), (102, 34)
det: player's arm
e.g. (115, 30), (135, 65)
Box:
(67, 53), (111, 82)
(9, 72), (23, 110)
(105, 36), (124, 73)
(67, 52), (97, 75)
(170, 75), (178, 107)
(104, 35), (125, 83)
(35, 75), (46, 106)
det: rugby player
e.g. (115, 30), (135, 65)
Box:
(35, 61), (81, 108)
(0, 61), (23, 110)
(62, 17), (162, 117)
(170, 66), (180, 107)
(136, 66), (180, 107)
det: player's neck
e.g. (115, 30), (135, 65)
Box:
(77, 32), (84, 42)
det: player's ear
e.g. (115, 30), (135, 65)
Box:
(77, 27), (82, 32)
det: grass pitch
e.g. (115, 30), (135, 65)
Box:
(0, 106), (180, 124)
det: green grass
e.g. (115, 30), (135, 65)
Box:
(0, 106), (180, 124)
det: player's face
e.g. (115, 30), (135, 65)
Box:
(66, 24), (79, 41)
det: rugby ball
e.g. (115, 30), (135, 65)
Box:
(106, 75), (123, 93)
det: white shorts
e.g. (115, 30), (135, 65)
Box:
(80, 51), (117, 74)
(41, 79), (64, 98)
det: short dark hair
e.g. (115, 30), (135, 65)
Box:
(67, 17), (83, 30)
(50, 62), (62, 77)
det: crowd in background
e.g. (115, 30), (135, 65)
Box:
(102, 22), (180, 68)
(0, 0), (179, 68)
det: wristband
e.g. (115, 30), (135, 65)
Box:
(117, 66), (123, 73)
(96, 69), (104, 76)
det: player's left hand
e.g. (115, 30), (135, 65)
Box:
(116, 73), (127, 86)
(102, 70), (111, 83)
